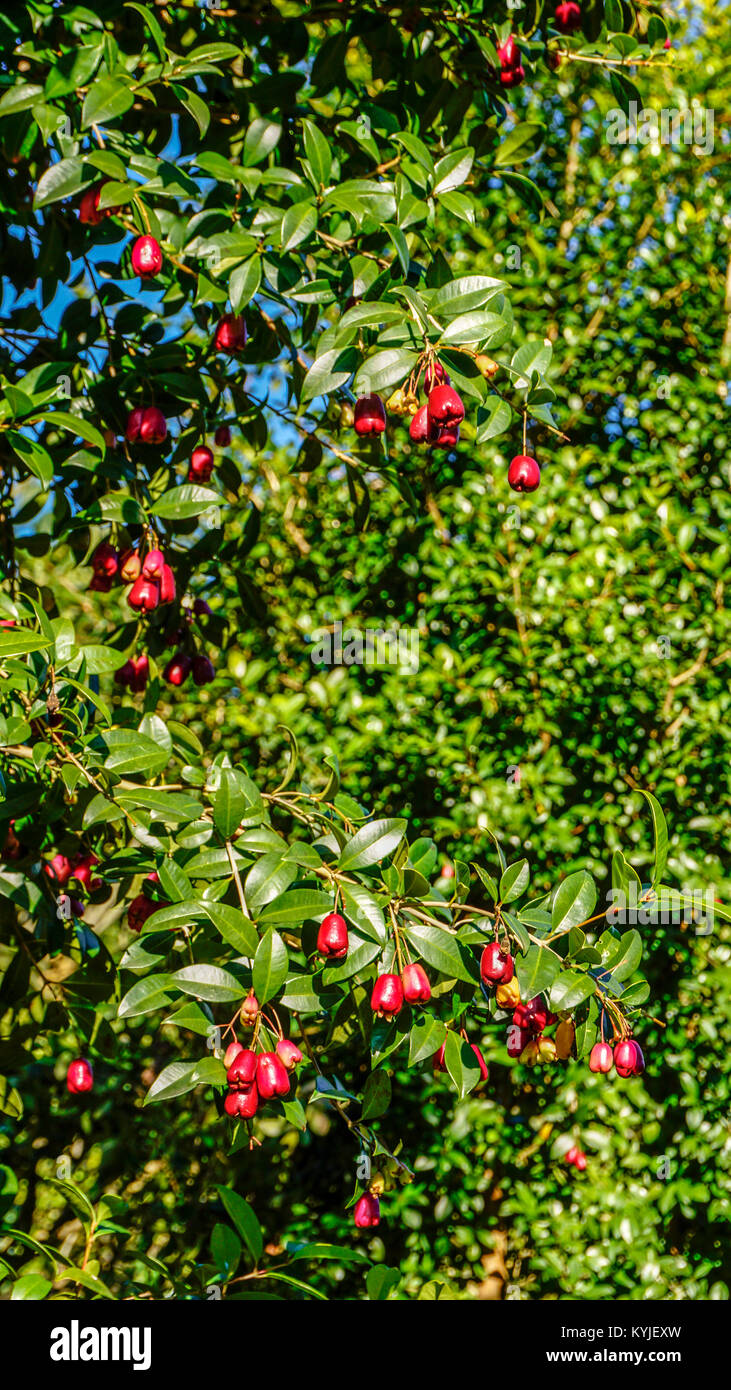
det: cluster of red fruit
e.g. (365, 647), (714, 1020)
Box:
(497, 34), (525, 87)
(66, 1058), (94, 1094)
(126, 870), (160, 932)
(223, 1024), (302, 1121)
(44, 849), (100, 912)
(589, 1039), (645, 1077)
(353, 364), (542, 493)
(565, 1144), (587, 1171)
(317, 912), (432, 1015)
(89, 539), (175, 610)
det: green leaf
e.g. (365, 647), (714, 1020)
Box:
(11, 1273), (52, 1300)
(152, 484), (220, 519)
(217, 1186), (263, 1263)
(444, 1031), (482, 1099)
(34, 156), (86, 209)
(143, 1060), (203, 1105)
(352, 350), (418, 397)
(101, 729), (170, 776)
(281, 201), (317, 253)
(549, 969), (597, 1011)
(361, 1070), (392, 1121)
(201, 901), (259, 957)
(118, 974), (175, 1019)
(170, 964), (243, 1003)
(258, 888), (334, 926)
(499, 859), (530, 904)
(211, 1223), (241, 1277)
(408, 1014), (447, 1066)
(252, 928), (289, 1003)
(229, 256), (261, 314)
(432, 147), (474, 195)
(551, 871), (597, 934)
(640, 790), (669, 887)
(514, 944), (561, 1000)
(81, 76), (135, 129)
(494, 122), (545, 167)
(338, 818), (407, 871)
(0, 628), (50, 658)
(302, 117), (333, 189)
(401, 921), (477, 984)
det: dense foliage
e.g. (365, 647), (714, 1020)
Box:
(0, 0), (729, 1302)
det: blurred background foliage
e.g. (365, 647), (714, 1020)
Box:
(3, 0), (731, 1300)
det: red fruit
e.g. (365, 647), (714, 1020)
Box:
(227, 1049), (257, 1087)
(71, 853), (100, 891)
(223, 1042), (244, 1069)
(513, 997), (550, 1035)
(354, 394), (387, 436)
(436, 422), (460, 448)
(424, 360), (449, 393)
(159, 564), (176, 605)
(79, 186), (105, 226)
(89, 572), (114, 593)
(139, 406), (167, 445)
(497, 35), (518, 68)
(546, 49), (562, 71)
(129, 654), (149, 692)
(471, 1044), (489, 1081)
(127, 577), (160, 613)
(507, 1023), (531, 1058)
(480, 941), (514, 985)
(276, 1038), (303, 1070)
(45, 853), (72, 887)
(119, 548), (142, 582)
(214, 314), (247, 352)
(163, 652), (192, 687)
(589, 1041), (614, 1074)
(66, 1058), (94, 1094)
(142, 549), (165, 580)
(371, 973), (403, 1018)
(125, 408), (145, 443)
(214, 425), (231, 447)
(131, 234), (163, 278)
(427, 384), (464, 427)
(127, 892), (157, 932)
(224, 1090), (242, 1117)
(401, 963), (431, 1004)
(192, 655), (215, 687)
(92, 541), (119, 578)
(614, 1039), (645, 1078)
(317, 911), (349, 959)
(508, 455), (541, 492)
(565, 1144), (579, 1166)
(409, 405), (440, 445)
(256, 1052), (290, 1099)
(240, 992), (259, 1025)
(354, 1192), (380, 1229)
(500, 65), (525, 88)
(433, 1042), (447, 1073)
(239, 1083), (259, 1118)
(190, 445), (214, 481)
(575, 1152), (587, 1171)
(555, 2), (582, 34)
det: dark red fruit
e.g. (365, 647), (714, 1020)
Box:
(71, 853), (100, 891)
(500, 65), (525, 87)
(276, 1038), (303, 1070)
(127, 892), (157, 932)
(507, 1023), (531, 1058)
(238, 1083), (259, 1118)
(614, 1039), (645, 1078)
(159, 564), (176, 605)
(163, 652), (192, 686)
(67, 1058), (94, 1094)
(92, 541), (119, 578)
(480, 941), (514, 984)
(436, 422), (460, 448)
(227, 1049), (257, 1087)
(555, 2), (582, 35)
(371, 973), (403, 1018)
(192, 655), (215, 687)
(427, 384), (464, 426)
(256, 1052), (290, 1098)
(354, 1192), (380, 1228)
(189, 445), (214, 482)
(45, 853), (72, 887)
(224, 1090), (243, 1117)
(513, 997), (551, 1035)
(317, 912), (348, 959)
(214, 425), (231, 447)
(214, 314), (247, 352)
(508, 455), (540, 492)
(127, 577), (160, 613)
(78, 186), (105, 226)
(401, 963), (431, 1003)
(139, 407), (167, 444)
(409, 405), (440, 444)
(125, 408), (145, 443)
(354, 394), (387, 436)
(589, 1041), (614, 1074)
(131, 234), (163, 278)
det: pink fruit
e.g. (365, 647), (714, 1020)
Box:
(480, 941), (514, 984)
(317, 912), (348, 959)
(127, 577), (160, 613)
(401, 963), (431, 1003)
(370, 973), (403, 1018)
(159, 564), (176, 605)
(66, 1058), (94, 1094)
(256, 1052), (290, 1098)
(227, 1049), (258, 1087)
(589, 1041), (614, 1074)
(139, 407), (167, 445)
(163, 652), (192, 686)
(276, 1039), (303, 1070)
(354, 1192), (380, 1228)
(223, 1041), (244, 1069)
(131, 234), (163, 278)
(508, 455), (541, 492)
(409, 405), (440, 444)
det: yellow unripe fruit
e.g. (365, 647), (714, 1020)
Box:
(555, 1020), (575, 1059)
(475, 353), (499, 379)
(496, 976), (521, 1009)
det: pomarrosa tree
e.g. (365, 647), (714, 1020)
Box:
(1, 0), (717, 1301)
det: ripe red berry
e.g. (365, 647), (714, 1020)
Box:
(227, 1049), (257, 1087)
(142, 548), (164, 580)
(409, 405), (440, 444)
(317, 911), (349, 959)
(507, 1023), (531, 1058)
(224, 1090), (243, 1117)
(163, 652), (192, 686)
(480, 941), (514, 984)
(214, 314), (247, 352)
(125, 408), (145, 443)
(371, 972), (404, 1018)
(214, 425), (231, 447)
(427, 384), (464, 427)
(159, 564), (176, 605)
(555, 2), (582, 35)
(276, 1039), (303, 1071)
(436, 422), (460, 448)
(89, 572), (114, 592)
(589, 1041), (614, 1074)
(471, 1043), (489, 1081)
(565, 1144), (579, 1166)
(614, 1039), (645, 1078)
(508, 455), (541, 492)
(354, 394), (387, 436)
(238, 1083), (259, 1118)
(192, 654), (215, 687)
(127, 577), (160, 613)
(92, 541), (119, 579)
(78, 186), (106, 226)
(189, 445), (214, 482)
(139, 406), (167, 444)
(127, 892), (157, 932)
(131, 234), (163, 278)
(354, 1192), (380, 1228)
(497, 35), (518, 68)
(500, 65), (525, 87)
(67, 1058), (94, 1094)
(575, 1152), (587, 1171)
(45, 852), (72, 887)
(71, 853), (100, 891)
(513, 997), (550, 1035)
(256, 1052), (290, 1098)
(401, 963), (431, 1003)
